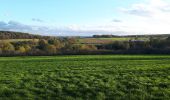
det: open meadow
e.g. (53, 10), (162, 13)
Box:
(78, 37), (150, 45)
(0, 55), (170, 99)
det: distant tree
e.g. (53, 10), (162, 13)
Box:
(38, 39), (48, 50)
(17, 46), (26, 53)
(105, 41), (129, 50)
(77, 45), (97, 51)
(149, 38), (162, 48)
(67, 38), (77, 44)
(48, 39), (63, 49)
(166, 36), (170, 41)
(0, 31), (44, 39)
(0, 48), (2, 54)
(24, 45), (31, 52)
(1, 42), (15, 53)
(45, 45), (57, 54)
(129, 41), (150, 49)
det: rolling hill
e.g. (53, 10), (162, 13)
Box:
(0, 31), (50, 39)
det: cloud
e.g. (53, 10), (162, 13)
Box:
(0, 21), (41, 34)
(118, 0), (170, 34)
(112, 19), (122, 23)
(0, 21), (7, 26)
(0, 21), (33, 32)
(120, 4), (152, 17)
(32, 18), (44, 22)
(0, 20), (131, 36)
(121, 0), (170, 17)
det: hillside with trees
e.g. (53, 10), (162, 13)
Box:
(1, 31), (170, 56)
(0, 31), (52, 39)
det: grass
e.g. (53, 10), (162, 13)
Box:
(78, 37), (150, 45)
(0, 55), (170, 99)
(78, 38), (113, 44)
(100, 37), (149, 41)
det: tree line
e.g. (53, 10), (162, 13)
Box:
(0, 38), (98, 56)
(1, 37), (170, 56)
(0, 31), (53, 39)
(98, 37), (170, 54)
(1, 31), (170, 56)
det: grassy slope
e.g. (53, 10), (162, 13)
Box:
(78, 37), (150, 45)
(0, 55), (170, 99)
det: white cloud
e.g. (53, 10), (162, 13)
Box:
(0, 21), (127, 36)
(121, 0), (170, 17)
(32, 18), (44, 23)
(118, 0), (170, 34)
(112, 19), (122, 23)
(120, 3), (152, 17)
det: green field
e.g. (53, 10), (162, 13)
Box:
(78, 37), (149, 45)
(0, 55), (170, 99)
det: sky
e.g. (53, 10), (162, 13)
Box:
(0, 0), (170, 36)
